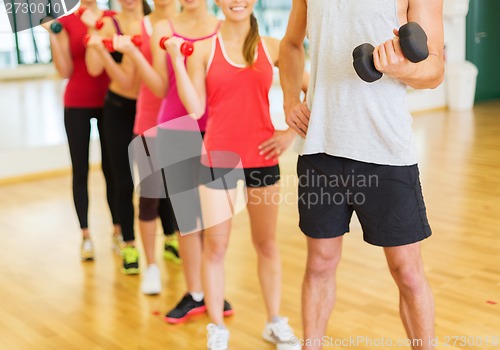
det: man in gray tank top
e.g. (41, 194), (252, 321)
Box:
(280, 0), (444, 349)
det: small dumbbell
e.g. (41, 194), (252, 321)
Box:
(352, 22), (429, 83)
(41, 7), (87, 34)
(83, 34), (143, 52)
(159, 37), (194, 57)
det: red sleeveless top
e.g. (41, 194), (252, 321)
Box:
(204, 34), (276, 169)
(58, 10), (114, 108)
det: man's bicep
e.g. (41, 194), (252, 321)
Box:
(407, 0), (444, 57)
(284, 0), (307, 44)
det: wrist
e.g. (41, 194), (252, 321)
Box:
(172, 56), (186, 70)
(284, 99), (301, 111)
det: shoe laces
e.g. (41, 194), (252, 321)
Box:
(122, 247), (138, 262)
(269, 317), (295, 342)
(207, 324), (229, 349)
(175, 294), (198, 310)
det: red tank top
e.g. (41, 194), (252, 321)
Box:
(134, 16), (163, 135)
(58, 10), (114, 108)
(204, 34), (276, 169)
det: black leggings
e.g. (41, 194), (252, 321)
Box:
(64, 107), (117, 229)
(102, 91), (136, 242)
(134, 134), (178, 235)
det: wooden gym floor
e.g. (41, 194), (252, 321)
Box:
(0, 101), (499, 349)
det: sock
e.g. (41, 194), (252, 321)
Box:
(190, 291), (204, 302)
(271, 316), (283, 323)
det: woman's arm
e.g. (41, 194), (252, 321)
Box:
(84, 17), (114, 77)
(42, 21), (73, 78)
(145, 20), (172, 98)
(258, 37), (301, 159)
(165, 37), (209, 119)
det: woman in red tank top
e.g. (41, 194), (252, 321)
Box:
(164, 1), (307, 348)
(41, 1), (117, 262)
(84, 0), (149, 275)
(115, 0), (235, 324)
(104, 0), (178, 296)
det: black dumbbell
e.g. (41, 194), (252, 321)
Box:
(40, 16), (63, 33)
(353, 22), (429, 83)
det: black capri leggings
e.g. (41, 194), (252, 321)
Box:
(64, 107), (117, 229)
(134, 134), (178, 235)
(102, 91), (137, 242)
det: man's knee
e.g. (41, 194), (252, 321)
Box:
(389, 263), (427, 292)
(306, 249), (341, 277)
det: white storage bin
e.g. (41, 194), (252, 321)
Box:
(445, 61), (479, 111)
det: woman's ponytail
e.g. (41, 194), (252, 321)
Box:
(243, 13), (260, 66)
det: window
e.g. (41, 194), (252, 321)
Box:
(0, 0), (109, 67)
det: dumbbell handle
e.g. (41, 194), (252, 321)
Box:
(159, 37), (194, 57)
(83, 35), (143, 52)
(353, 22), (429, 83)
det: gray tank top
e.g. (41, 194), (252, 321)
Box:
(298, 0), (418, 166)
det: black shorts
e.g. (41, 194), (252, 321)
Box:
(201, 164), (280, 190)
(297, 153), (432, 247)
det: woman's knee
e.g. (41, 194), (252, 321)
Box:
(203, 236), (229, 263)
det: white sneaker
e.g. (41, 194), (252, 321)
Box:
(81, 238), (94, 261)
(141, 264), (161, 295)
(262, 317), (301, 350)
(207, 323), (230, 350)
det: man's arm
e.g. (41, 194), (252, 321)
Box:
(374, 0), (445, 89)
(279, 0), (310, 138)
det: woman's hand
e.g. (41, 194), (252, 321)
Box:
(114, 35), (138, 54)
(259, 129), (297, 160)
(86, 34), (105, 49)
(80, 9), (100, 29)
(40, 18), (54, 32)
(164, 36), (186, 66)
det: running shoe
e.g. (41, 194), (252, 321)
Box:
(141, 264), (161, 295)
(121, 246), (139, 275)
(262, 317), (301, 350)
(163, 235), (181, 264)
(164, 293), (206, 324)
(207, 323), (230, 350)
(81, 238), (94, 261)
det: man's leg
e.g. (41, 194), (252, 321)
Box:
(302, 236), (343, 350)
(384, 242), (435, 350)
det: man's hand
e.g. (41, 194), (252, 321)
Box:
(285, 102), (310, 138)
(373, 29), (416, 80)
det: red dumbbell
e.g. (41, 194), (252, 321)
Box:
(95, 11), (117, 30)
(101, 35), (143, 52)
(159, 37), (194, 57)
(75, 7), (86, 17)
(83, 34), (91, 47)
(83, 35), (142, 51)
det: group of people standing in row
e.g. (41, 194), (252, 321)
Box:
(44, 0), (303, 348)
(44, 0), (445, 348)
